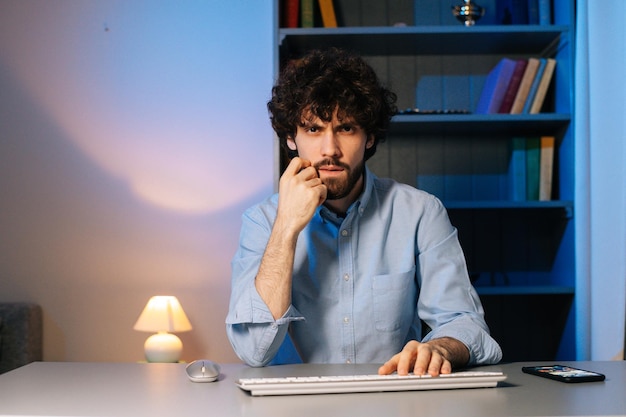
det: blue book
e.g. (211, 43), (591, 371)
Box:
(522, 58), (546, 113)
(508, 137), (527, 201)
(496, 0), (529, 24)
(538, 0), (552, 25)
(527, 0), (539, 24)
(475, 58), (518, 114)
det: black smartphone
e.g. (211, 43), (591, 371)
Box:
(522, 365), (606, 383)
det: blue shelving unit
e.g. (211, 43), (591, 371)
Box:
(276, 0), (577, 362)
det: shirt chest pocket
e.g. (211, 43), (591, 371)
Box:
(371, 268), (417, 332)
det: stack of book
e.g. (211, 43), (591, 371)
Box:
(475, 58), (557, 202)
(475, 57), (557, 115)
(509, 135), (555, 202)
(280, 0), (337, 28)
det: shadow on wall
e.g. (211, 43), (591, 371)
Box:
(0, 0), (275, 363)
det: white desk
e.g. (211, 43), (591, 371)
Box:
(0, 361), (624, 416)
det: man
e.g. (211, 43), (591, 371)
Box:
(226, 48), (502, 376)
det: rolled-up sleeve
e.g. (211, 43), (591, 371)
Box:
(225, 199), (304, 367)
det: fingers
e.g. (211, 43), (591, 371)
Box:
(377, 357), (399, 375)
(316, 181), (327, 205)
(276, 157), (327, 233)
(284, 157), (318, 181)
(282, 157), (317, 184)
(283, 156), (310, 176)
(377, 340), (453, 377)
(284, 157), (326, 200)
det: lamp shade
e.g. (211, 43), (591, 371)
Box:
(133, 296), (192, 333)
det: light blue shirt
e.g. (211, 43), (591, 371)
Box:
(226, 167), (502, 367)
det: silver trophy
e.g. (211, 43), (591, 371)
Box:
(452, 0), (485, 26)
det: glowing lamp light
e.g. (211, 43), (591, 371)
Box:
(133, 296), (192, 363)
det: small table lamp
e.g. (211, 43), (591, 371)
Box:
(133, 295), (192, 363)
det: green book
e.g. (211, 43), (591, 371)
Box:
(300, 0), (314, 27)
(526, 137), (540, 200)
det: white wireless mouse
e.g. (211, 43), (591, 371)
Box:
(185, 359), (220, 382)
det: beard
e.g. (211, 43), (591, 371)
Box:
(314, 158), (365, 200)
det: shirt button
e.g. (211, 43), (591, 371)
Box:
(346, 359), (352, 364)
(341, 229), (349, 237)
(343, 317), (349, 323)
(343, 273), (350, 281)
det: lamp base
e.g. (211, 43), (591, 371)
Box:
(143, 332), (183, 363)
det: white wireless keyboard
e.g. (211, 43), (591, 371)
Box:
(236, 371), (507, 396)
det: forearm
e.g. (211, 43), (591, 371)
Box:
(423, 314), (502, 365)
(425, 337), (470, 369)
(255, 217), (299, 319)
(227, 247), (305, 366)
(255, 157), (326, 320)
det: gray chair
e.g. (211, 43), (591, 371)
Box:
(0, 302), (43, 374)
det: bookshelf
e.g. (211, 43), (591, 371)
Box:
(275, 0), (576, 362)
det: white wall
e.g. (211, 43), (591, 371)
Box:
(587, 1), (626, 360)
(576, 0), (626, 360)
(0, 0), (275, 363)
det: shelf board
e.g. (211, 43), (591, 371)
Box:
(443, 200), (573, 210)
(388, 113), (571, 136)
(279, 25), (569, 56)
(476, 285), (575, 296)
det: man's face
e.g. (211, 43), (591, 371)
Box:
(287, 111), (374, 201)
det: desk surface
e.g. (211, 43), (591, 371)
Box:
(0, 361), (624, 417)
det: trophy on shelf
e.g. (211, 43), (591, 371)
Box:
(452, 0), (485, 26)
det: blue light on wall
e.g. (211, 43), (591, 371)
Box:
(0, 0), (274, 214)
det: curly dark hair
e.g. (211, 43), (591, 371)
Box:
(268, 48), (397, 161)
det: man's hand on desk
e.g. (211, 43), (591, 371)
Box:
(378, 338), (470, 377)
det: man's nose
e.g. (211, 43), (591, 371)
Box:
(320, 131), (340, 157)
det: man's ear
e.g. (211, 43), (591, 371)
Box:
(365, 135), (375, 149)
(287, 137), (297, 151)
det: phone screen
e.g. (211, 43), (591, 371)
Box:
(522, 365), (606, 383)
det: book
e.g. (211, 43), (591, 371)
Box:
(282, 0), (299, 28)
(301, 0), (314, 28)
(538, 0), (552, 25)
(508, 137), (527, 201)
(496, 0), (529, 24)
(522, 58), (547, 113)
(510, 57), (540, 114)
(527, 0), (539, 24)
(318, 0), (337, 28)
(539, 135), (555, 201)
(526, 137), (540, 200)
(529, 58), (556, 114)
(495, 0), (511, 24)
(498, 59), (528, 113)
(475, 58), (518, 114)
(514, 0), (530, 23)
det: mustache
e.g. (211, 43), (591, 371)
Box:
(314, 158), (350, 171)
